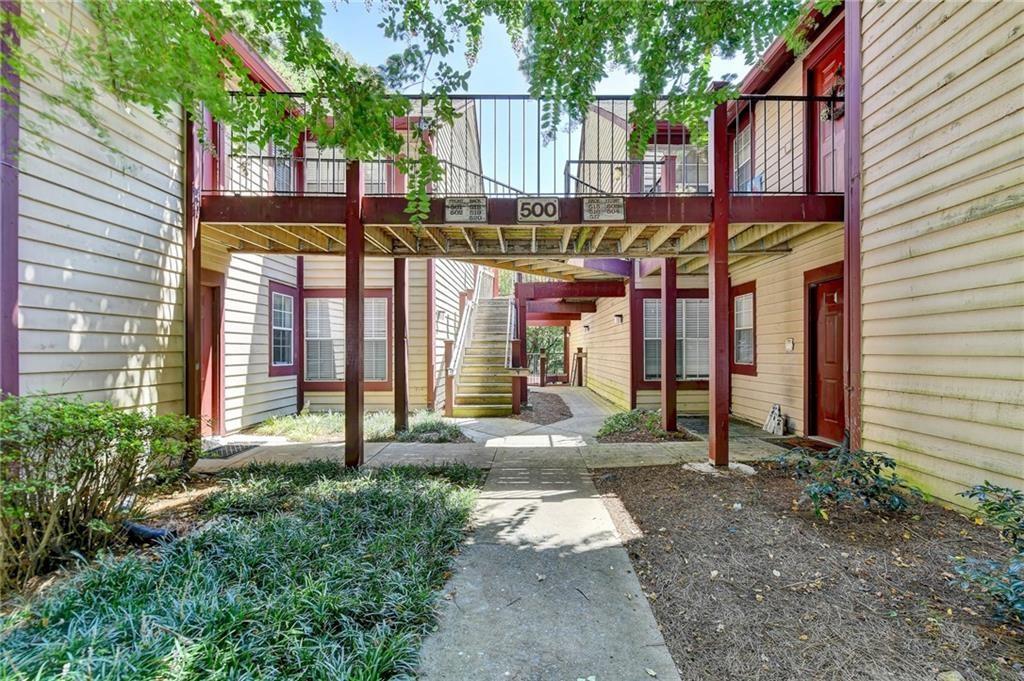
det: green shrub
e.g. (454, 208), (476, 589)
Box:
(780, 443), (921, 519)
(597, 408), (664, 438)
(253, 409), (464, 443)
(0, 395), (199, 593)
(955, 482), (1024, 625)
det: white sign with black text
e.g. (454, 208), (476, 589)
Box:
(516, 197), (560, 223)
(444, 197), (487, 223)
(582, 196), (625, 222)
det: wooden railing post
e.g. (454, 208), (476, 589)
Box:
(443, 339), (454, 417)
(510, 339), (522, 414)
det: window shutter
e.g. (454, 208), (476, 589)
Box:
(643, 299), (661, 380)
(304, 298), (344, 380)
(364, 298), (388, 381)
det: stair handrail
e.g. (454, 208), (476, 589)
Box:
(446, 266), (488, 405)
(504, 295), (516, 370)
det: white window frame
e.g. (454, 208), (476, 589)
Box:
(734, 124), (752, 192)
(304, 298), (345, 381)
(300, 295), (390, 382)
(364, 297), (389, 382)
(271, 292), (294, 367)
(733, 291), (755, 366)
(642, 298), (709, 381)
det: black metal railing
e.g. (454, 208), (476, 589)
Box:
(207, 93), (841, 198)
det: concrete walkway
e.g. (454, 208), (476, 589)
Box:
(417, 448), (681, 681)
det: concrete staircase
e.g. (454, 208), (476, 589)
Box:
(452, 298), (514, 418)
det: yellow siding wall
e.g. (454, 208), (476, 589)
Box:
(729, 224), (844, 433)
(17, 2), (185, 414)
(859, 0), (1024, 503)
(569, 296), (631, 409)
(301, 256), (431, 413)
(201, 239), (298, 431)
(431, 259), (478, 410)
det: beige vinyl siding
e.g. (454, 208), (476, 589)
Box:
(568, 296), (631, 409)
(17, 2), (185, 414)
(728, 224), (844, 434)
(431, 259), (477, 410)
(432, 100), (484, 194)
(858, 0), (1024, 505)
(202, 239), (298, 432)
(301, 256), (433, 412)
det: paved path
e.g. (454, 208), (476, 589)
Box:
(416, 448), (682, 681)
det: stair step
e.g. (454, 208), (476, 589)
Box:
(452, 404), (513, 418)
(456, 393), (512, 405)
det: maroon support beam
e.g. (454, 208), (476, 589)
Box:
(393, 257), (409, 433)
(527, 301), (597, 314)
(0, 2), (19, 396)
(638, 258), (663, 279)
(844, 3), (864, 449)
(344, 161), (365, 467)
(183, 114), (203, 423)
(296, 257), (305, 411)
(566, 258), (632, 278)
(709, 103), (731, 466)
(510, 339), (521, 415)
(527, 312), (582, 322)
(426, 259), (436, 409)
(661, 258), (678, 431)
(563, 326), (570, 380)
(529, 319), (572, 327)
(516, 280), (625, 301)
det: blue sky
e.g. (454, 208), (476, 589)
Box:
(321, 5), (754, 95)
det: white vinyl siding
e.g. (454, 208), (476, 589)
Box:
(734, 292), (755, 365)
(642, 298), (709, 381)
(304, 298), (344, 381)
(271, 293), (294, 366)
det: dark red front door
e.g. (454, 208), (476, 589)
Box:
(814, 278), (844, 442)
(809, 28), (845, 193)
(200, 284), (219, 437)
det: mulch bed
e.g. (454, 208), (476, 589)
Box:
(593, 463), (1022, 681)
(511, 390), (573, 425)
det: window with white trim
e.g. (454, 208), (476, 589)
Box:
(303, 141), (388, 195)
(733, 124), (752, 191)
(271, 292), (294, 366)
(305, 298), (345, 381)
(642, 298), (710, 381)
(642, 143), (709, 194)
(733, 292), (755, 365)
(302, 296), (389, 382)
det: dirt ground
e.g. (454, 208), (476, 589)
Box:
(593, 463), (1022, 681)
(511, 390), (573, 425)
(597, 427), (700, 443)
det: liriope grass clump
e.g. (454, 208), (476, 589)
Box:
(0, 462), (485, 680)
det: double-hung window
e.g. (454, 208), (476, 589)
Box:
(271, 291), (295, 368)
(303, 295), (389, 383)
(642, 298), (710, 381)
(733, 124), (752, 191)
(302, 141), (389, 195)
(731, 282), (756, 375)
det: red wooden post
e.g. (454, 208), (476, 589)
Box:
(709, 103), (731, 466)
(443, 340), (454, 417)
(539, 351), (547, 388)
(183, 113), (203, 423)
(394, 257), (409, 433)
(562, 326), (570, 384)
(510, 339), (521, 415)
(661, 257), (678, 431)
(0, 0), (17, 396)
(492, 269), (500, 298)
(575, 347), (585, 387)
(293, 130), (305, 196)
(517, 300), (528, 404)
(344, 161), (365, 467)
(296, 256), (305, 412)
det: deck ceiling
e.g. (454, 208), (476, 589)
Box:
(200, 194), (843, 279)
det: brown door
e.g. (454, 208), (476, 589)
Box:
(813, 278), (844, 442)
(199, 284), (220, 437)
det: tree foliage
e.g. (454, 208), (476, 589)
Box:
(2, 0), (837, 220)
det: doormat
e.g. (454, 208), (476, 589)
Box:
(201, 442), (264, 460)
(767, 436), (836, 453)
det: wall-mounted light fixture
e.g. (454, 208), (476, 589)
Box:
(613, 314), (624, 325)
(583, 324), (591, 332)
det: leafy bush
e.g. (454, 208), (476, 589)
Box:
(0, 395), (199, 593)
(780, 444), (921, 519)
(597, 408), (664, 438)
(955, 482), (1024, 625)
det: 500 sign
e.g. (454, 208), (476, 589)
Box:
(516, 197), (560, 222)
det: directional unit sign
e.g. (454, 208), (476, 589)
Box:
(516, 197), (560, 222)
(582, 196), (625, 222)
(445, 197), (487, 223)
